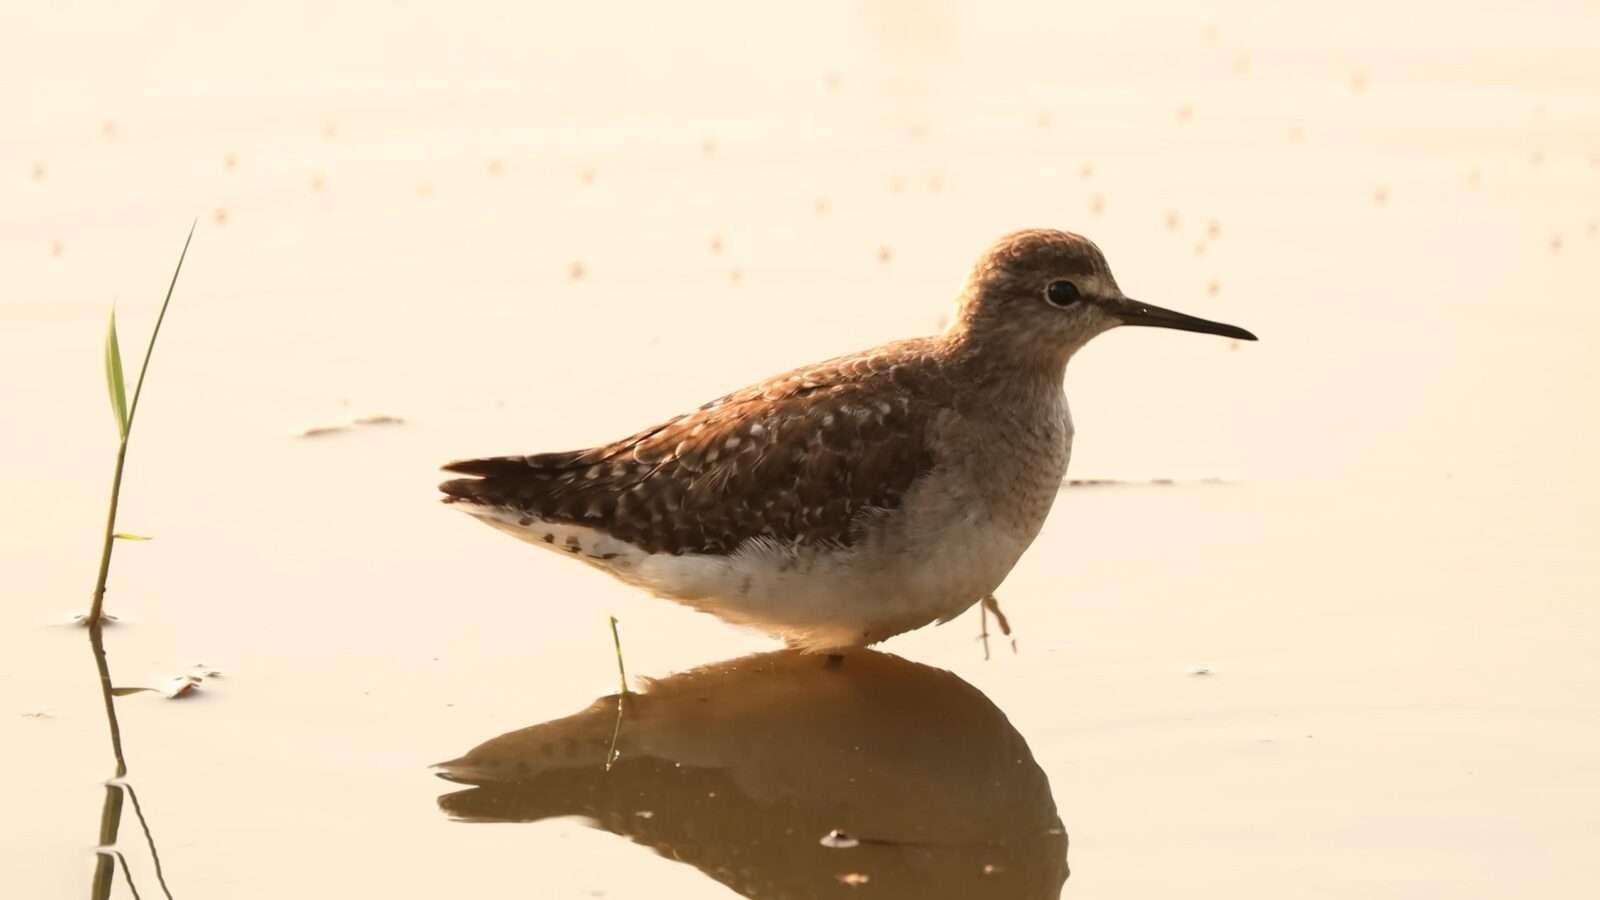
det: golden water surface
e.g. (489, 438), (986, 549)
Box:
(4, 2), (1598, 897)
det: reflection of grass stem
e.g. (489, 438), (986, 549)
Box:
(123, 783), (175, 900)
(87, 223), (195, 626)
(89, 621), (128, 900)
(88, 622), (177, 900)
(604, 695), (627, 773)
(90, 780), (125, 900)
(110, 850), (142, 900)
(605, 616), (630, 773)
(609, 616), (629, 695)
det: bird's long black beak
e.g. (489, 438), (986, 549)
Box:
(1114, 298), (1257, 341)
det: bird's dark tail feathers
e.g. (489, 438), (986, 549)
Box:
(438, 456), (528, 506)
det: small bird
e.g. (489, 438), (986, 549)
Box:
(441, 230), (1256, 651)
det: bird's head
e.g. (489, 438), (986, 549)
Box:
(949, 229), (1256, 370)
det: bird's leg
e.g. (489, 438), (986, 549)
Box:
(978, 593), (1017, 657)
(978, 598), (992, 661)
(983, 594), (1013, 637)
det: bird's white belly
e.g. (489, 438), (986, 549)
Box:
(630, 518), (1031, 650)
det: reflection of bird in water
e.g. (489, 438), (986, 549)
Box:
(436, 650), (1068, 898)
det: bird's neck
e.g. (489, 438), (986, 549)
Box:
(942, 329), (1073, 403)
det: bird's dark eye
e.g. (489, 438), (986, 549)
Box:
(1045, 280), (1081, 308)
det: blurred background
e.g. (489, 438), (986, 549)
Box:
(4, 1), (1598, 897)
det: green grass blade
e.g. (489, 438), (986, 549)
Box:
(112, 533), (153, 541)
(125, 219), (195, 432)
(104, 310), (129, 438)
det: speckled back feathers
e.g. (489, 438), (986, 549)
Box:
(440, 338), (959, 556)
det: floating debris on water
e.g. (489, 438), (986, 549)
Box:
(298, 415), (407, 438)
(68, 612), (120, 626)
(820, 829), (860, 849)
(837, 873), (870, 886)
(162, 675), (203, 698)
(1063, 477), (1224, 489)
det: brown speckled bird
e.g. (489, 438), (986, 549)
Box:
(441, 229), (1256, 650)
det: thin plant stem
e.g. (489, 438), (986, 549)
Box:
(89, 623), (127, 777)
(86, 221), (195, 626)
(87, 442), (131, 628)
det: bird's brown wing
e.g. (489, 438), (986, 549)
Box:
(440, 339), (950, 556)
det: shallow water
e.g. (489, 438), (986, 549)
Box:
(4, 1), (1599, 897)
